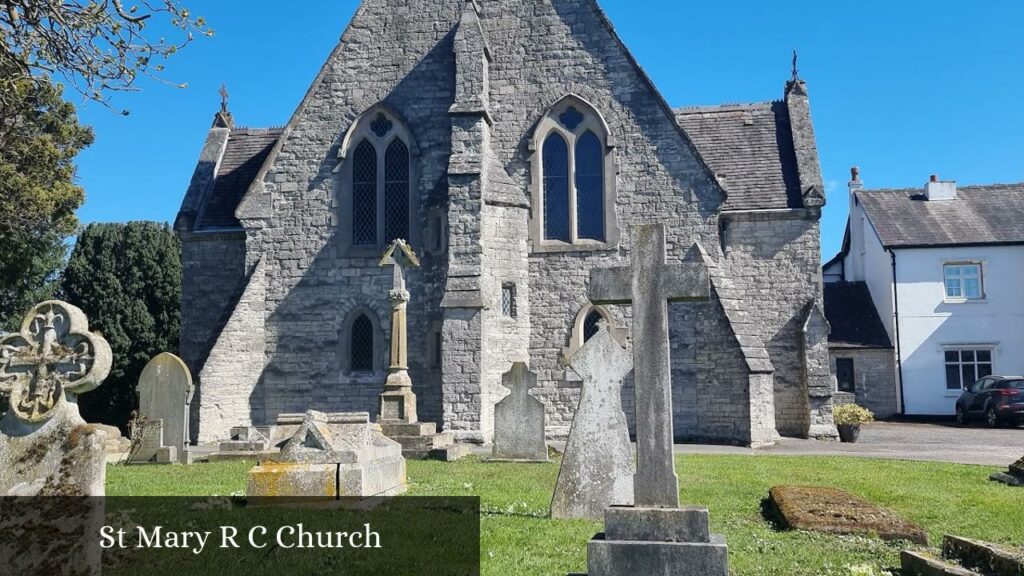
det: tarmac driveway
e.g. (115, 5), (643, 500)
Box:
(675, 421), (1023, 467)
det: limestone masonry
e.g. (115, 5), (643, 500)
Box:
(176, 0), (837, 446)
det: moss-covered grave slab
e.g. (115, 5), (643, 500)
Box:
(769, 485), (928, 544)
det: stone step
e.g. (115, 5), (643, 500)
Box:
(942, 535), (1024, 576)
(901, 551), (979, 576)
(392, 432), (455, 451)
(379, 422), (437, 437)
(403, 442), (473, 462)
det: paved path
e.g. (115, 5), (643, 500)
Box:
(673, 421), (1023, 467)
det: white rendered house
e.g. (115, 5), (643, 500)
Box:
(824, 170), (1024, 416)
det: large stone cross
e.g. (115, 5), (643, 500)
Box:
(378, 240), (421, 423)
(590, 224), (710, 508)
(0, 301), (112, 424)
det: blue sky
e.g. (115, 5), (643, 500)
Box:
(73, 0), (1024, 261)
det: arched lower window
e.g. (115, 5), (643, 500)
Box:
(530, 97), (617, 251)
(350, 314), (375, 372)
(583, 309), (603, 342)
(543, 133), (571, 242)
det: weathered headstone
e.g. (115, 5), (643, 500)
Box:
(551, 325), (635, 520)
(491, 363), (548, 462)
(133, 352), (193, 463)
(375, 240), (470, 461)
(248, 411), (407, 498)
(0, 301), (111, 576)
(0, 300), (112, 494)
(577, 225), (727, 576)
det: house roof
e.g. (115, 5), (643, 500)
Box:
(823, 282), (892, 349)
(857, 183), (1024, 248)
(675, 102), (802, 210)
(198, 127), (282, 229)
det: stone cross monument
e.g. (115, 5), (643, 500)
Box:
(491, 363), (548, 462)
(378, 239), (421, 424)
(0, 300), (112, 494)
(581, 224), (728, 576)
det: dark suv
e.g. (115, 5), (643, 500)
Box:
(955, 376), (1024, 427)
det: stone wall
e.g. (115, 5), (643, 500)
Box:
(830, 348), (898, 418)
(178, 231), (247, 442)
(721, 211), (828, 437)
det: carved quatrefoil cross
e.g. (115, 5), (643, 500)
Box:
(0, 301), (112, 423)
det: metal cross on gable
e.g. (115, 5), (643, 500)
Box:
(0, 301), (111, 424)
(589, 224), (711, 508)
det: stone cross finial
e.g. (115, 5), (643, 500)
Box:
(219, 84), (229, 114)
(0, 301), (112, 424)
(590, 225), (710, 508)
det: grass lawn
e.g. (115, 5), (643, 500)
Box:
(107, 454), (1023, 576)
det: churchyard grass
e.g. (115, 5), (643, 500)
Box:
(107, 454), (1024, 576)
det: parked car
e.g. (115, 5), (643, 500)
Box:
(955, 376), (1024, 427)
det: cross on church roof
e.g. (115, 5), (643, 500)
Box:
(219, 84), (229, 114)
(791, 50), (800, 81)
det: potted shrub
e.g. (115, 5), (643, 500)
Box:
(833, 404), (874, 443)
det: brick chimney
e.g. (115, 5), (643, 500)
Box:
(924, 174), (957, 201)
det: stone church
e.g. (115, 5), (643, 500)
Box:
(175, 0), (837, 447)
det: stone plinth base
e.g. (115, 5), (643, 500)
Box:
(379, 421), (471, 462)
(574, 506), (728, 576)
(379, 374), (417, 423)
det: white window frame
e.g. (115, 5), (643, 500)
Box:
(943, 261), (985, 302)
(528, 95), (620, 254)
(942, 345), (995, 392)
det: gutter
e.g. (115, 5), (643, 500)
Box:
(889, 249), (907, 415)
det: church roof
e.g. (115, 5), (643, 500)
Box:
(198, 127), (282, 229)
(675, 102), (802, 210)
(823, 282), (892, 349)
(857, 183), (1024, 248)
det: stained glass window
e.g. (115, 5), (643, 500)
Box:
(351, 314), (374, 372)
(352, 140), (377, 246)
(575, 131), (604, 241)
(384, 139), (410, 243)
(543, 133), (570, 242)
(583, 309), (603, 342)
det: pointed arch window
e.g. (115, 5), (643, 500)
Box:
(350, 314), (375, 373)
(338, 108), (418, 254)
(530, 97), (619, 252)
(582, 309), (604, 342)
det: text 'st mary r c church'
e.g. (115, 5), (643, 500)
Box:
(175, 0), (838, 447)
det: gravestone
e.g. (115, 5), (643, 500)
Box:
(0, 301), (111, 576)
(375, 240), (470, 461)
(491, 363), (548, 462)
(551, 325), (634, 520)
(0, 300), (112, 495)
(133, 352), (193, 463)
(577, 225), (727, 576)
(990, 456), (1024, 487)
(248, 411), (407, 498)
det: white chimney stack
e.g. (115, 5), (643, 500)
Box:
(925, 174), (957, 201)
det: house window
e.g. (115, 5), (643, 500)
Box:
(944, 263), (983, 300)
(350, 314), (375, 373)
(529, 97), (619, 252)
(338, 108), (416, 253)
(944, 349), (993, 390)
(835, 358), (855, 393)
(501, 284), (517, 318)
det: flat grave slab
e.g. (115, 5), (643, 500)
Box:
(768, 485), (928, 545)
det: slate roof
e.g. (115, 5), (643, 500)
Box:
(823, 282), (892, 349)
(857, 184), (1024, 248)
(675, 102), (802, 210)
(198, 128), (282, 229)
